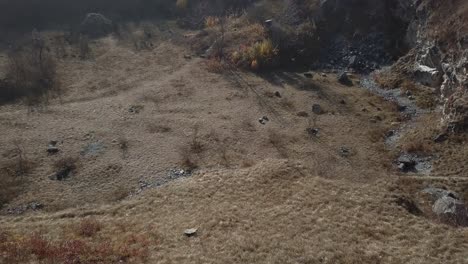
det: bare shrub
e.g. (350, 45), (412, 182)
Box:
(179, 146), (199, 171)
(178, 126), (204, 170)
(117, 137), (129, 158)
(53, 156), (78, 180)
(2, 33), (60, 105)
(75, 219), (103, 237)
(0, 142), (35, 208)
(268, 130), (289, 158)
(205, 58), (225, 73)
(401, 140), (433, 154)
(190, 126), (204, 154)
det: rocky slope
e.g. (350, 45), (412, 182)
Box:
(315, 0), (467, 132)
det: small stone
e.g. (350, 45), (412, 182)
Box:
(184, 54), (192, 59)
(312, 104), (323, 115)
(337, 71), (353, 86)
(386, 130), (395, 138)
(397, 155), (416, 172)
(184, 228), (198, 237)
(259, 116), (269, 125)
(47, 141), (59, 154)
(339, 99), (346, 105)
(128, 105), (144, 114)
(47, 146), (59, 154)
(296, 111), (309, 117)
(274, 91), (281, 98)
(339, 146), (351, 157)
(306, 128), (319, 137)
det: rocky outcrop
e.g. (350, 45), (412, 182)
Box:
(395, 1), (468, 132)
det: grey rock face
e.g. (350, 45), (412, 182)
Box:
(432, 196), (468, 226)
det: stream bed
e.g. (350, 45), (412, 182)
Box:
(360, 74), (433, 175)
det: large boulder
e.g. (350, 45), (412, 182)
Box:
(413, 63), (443, 88)
(80, 13), (113, 38)
(432, 196), (468, 226)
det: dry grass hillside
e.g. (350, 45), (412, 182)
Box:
(0, 7), (468, 264)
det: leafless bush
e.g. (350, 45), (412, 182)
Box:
(2, 33), (60, 105)
(75, 218), (103, 237)
(52, 156), (78, 180)
(0, 142), (35, 208)
(118, 137), (129, 158)
(190, 126), (204, 154)
(178, 126), (205, 170)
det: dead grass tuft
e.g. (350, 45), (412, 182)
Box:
(147, 123), (172, 133)
(205, 58), (225, 73)
(0, 230), (150, 263)
(75, 219), (103, 237)
(268, 130), (289, 158)
(0, 142), (36, 207)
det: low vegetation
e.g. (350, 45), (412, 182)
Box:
(1, 37), (60, 105)
(0, 143), (36, 208)
(0, 228), (151, 263)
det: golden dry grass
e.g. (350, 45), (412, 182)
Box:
(1, 21), (468, 264)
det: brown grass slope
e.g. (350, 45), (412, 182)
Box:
(1, 160), (468, 263)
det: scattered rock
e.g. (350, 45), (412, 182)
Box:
(397, 155), (416, 172)
(339, 99), (346, 105)
(312, 104), (323, 115)
(128, 105), (144, 114)
(432, 196), (468, 226)
(306, 128), (319, 137)
(6, 202), (44, 215)
(396, 153), (433, 174)
(339, 146), (351, 157)
(184, 228), (198, 237)
(80, 13), (113, 38)
(274, 91), (281, 98)
(337, 71), (353, 86)
(47, 141), (59, 155)
(29, 202), (43, 211)
(259, 116), (269, 125)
